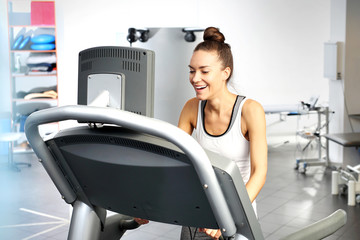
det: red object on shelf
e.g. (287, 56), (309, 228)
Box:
(31, 1), (55, 26)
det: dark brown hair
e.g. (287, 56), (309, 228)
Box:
(194, 27), (233, 81)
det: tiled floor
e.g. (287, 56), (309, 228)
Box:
(0, 142), (359, 240)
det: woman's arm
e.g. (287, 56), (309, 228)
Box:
(243, 99), (268, 203)
(178, 98), (198, 135)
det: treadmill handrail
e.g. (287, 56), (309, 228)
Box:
(25, 105), (237, 237)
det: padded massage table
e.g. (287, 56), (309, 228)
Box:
(324, 133), (360, 206)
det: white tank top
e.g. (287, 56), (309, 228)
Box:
(194, 96), (250, 183)
(193, 96), (257, 215)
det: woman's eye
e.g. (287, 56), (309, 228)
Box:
(202, 71), (209, 74)
(189, 70), (195, 74)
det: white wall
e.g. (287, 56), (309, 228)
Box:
(55, 0), (330, 122)
(344, 0), (360, 116)
(1, 0), (331, 132)
(0, 0), (10, 113)
(55, 0), (199, 110)
(131, 28), (203, 125)
(198, 0), (330, 106)
(328, 0), (346, 163)
(328, 0), (360, 165)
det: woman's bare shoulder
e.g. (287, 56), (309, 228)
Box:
(242, 98), (265, 124)
(181, 98), (199, 120)
(243, 98), (264, 113)
(241, 98), (266, 138)
(184, 97), (200, 110)
(178, 98), (199, 133)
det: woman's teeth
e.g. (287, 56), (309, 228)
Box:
(196, 85), (207, 89)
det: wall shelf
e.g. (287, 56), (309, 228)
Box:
(7, 0), (59, 152)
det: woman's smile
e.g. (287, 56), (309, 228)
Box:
(194, 84), (208, 91)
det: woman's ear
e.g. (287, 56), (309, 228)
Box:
(222, 67), (231, 81)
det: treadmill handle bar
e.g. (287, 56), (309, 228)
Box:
(25, 105), (237, 238)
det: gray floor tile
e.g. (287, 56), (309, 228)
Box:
(258, 221), (283, 235)
(271, 225), (300, 238)
(286, 216), (315, 229)
(1, 142), (359, 240)
(260, 212), (295, 225)
(270, 189), (301, 200)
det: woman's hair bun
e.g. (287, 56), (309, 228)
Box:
(203, 27), (225, 43)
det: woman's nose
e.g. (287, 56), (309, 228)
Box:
(191, 71), (201, 83)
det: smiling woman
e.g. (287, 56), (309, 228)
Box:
(178, 27), (268, 240)
(188, 50), (230, 101)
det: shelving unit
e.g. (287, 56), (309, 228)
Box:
(294, 107), (331, 173)
(7, 0), (58, 153)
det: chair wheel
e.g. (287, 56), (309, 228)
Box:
(339, 184), (348, 195)
(294, 159), (300, 170)
(299, 163), (307, 174)
(356, 194), (360, 204)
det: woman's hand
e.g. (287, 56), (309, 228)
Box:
(199, 228), (222, 239)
